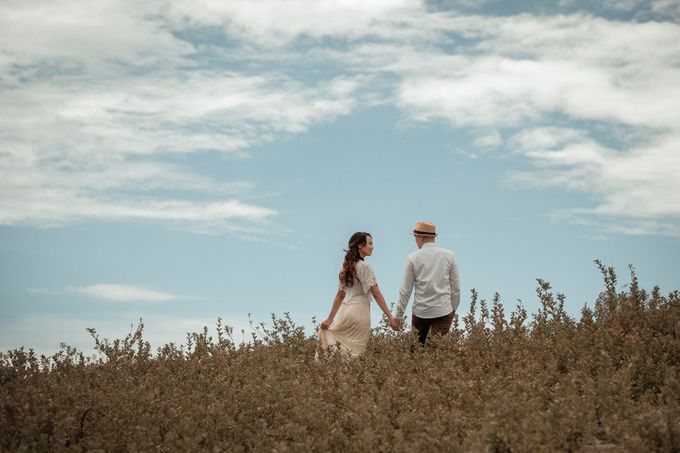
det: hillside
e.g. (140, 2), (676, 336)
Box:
(2, 263), (679, 451)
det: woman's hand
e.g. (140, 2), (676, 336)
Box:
(320, 318), (333, 330)
(389, 318), (401, 331)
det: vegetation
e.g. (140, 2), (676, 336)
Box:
(2, 262), (679, 451)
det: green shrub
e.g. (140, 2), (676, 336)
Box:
(1, 263), (678, 451)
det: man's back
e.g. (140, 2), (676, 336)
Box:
(396, 242), (460, 319)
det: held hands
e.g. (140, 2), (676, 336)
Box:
(388, 317), (401, 331)
(323, 316), (400, 331)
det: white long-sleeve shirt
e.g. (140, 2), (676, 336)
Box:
(394, 242), (460, 320)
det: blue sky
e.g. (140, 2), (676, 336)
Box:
(1, 0), (679, 355)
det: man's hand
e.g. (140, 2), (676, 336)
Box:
(390, 318), (402, 331)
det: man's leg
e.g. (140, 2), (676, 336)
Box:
(411, 315), (432, 344)
(429, 311), (454, 338)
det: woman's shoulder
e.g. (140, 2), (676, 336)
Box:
(356, 260), (374, 273)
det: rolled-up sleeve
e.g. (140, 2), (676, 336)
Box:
(395, 257), (415, 319)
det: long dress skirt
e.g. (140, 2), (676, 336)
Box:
(318, 301), (370, 357)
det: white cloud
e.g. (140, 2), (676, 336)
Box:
(165, 0), (428, 45)
(72, 284), (182, 302)
(0, 73), (329, 233)
(652, 0), (680, 18)
(473, 129), (502, 149)
(508, 128), (680, 232)
(0, 1), (360, 232)
(396, 49), (680, 131)
(509, 127), (587, 152)
(384, 14), (680, 235)
(581, 0), (680, 20)
(1, 0), (678, 237)
(1, 196), (277, 232)
(0, 0), (193, 80)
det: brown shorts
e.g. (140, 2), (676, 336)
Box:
(412, 311), (454, 344)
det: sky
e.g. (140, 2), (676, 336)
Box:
(1, 0), (679, 355)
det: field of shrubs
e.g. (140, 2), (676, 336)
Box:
(2, 262), (679, 451)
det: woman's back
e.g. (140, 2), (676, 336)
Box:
(339, 260), (377, 304)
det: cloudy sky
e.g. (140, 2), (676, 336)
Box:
(1, 0), (679, 355)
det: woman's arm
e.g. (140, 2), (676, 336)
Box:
(370, 285), (399, 330)
(320, 289), (345, 329)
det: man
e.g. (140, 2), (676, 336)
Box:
(393, 221), (460, 344)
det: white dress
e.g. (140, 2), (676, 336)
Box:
(319, 260), (377, 357)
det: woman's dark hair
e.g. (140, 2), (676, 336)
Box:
(339, 232), (371, 288)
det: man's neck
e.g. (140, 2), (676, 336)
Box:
(419, 240), (435, 249)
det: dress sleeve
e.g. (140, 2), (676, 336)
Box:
(357, 262), (377, 294)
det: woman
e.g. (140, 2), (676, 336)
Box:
(319, 232), (399, 357)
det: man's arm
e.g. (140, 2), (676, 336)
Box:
(449, 254), (460, 313)
(394, 258), (415, 320)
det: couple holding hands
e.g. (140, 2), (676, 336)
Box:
(319, 221), (461, 357)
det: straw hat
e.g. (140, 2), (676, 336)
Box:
(413, 221), (437, 237)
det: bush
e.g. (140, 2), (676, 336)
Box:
(1, 263), (679, 451)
